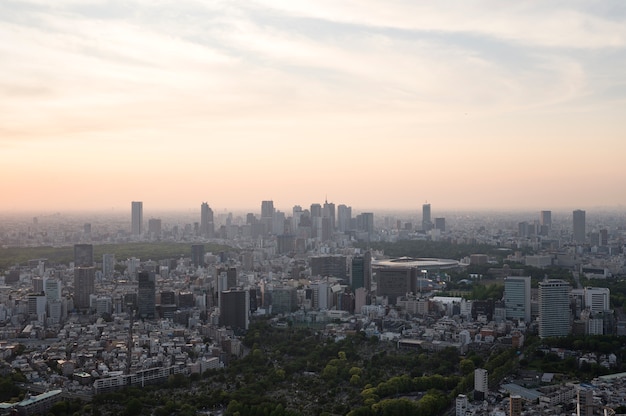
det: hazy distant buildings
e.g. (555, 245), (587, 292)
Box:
(102, 253), (115, 280)
(337, 204), (352, 232)
(434, 217), (446, 232)
(74, 267), (95, 310)
(148, 218), (161, 237)
(131, 201), (143, 236)
(422, 203), (432, 231)
(540, 210), (552, 233)
(261, 200), (274, 235)
(74, 244), (93, 267)
(137, 271), (156, 319)
(504, 276), (531, 323)
(200, 202), (214, 237)
(539, 279), (571, 338)
(573, 209), (586, 243)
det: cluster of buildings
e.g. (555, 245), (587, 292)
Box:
(0, 201), (625, 414)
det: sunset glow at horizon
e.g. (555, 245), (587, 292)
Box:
(2, 1), (625, 214)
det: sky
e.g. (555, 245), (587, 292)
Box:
(2, 0), (626, 214)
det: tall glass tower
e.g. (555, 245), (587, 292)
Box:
(539, 279), (571, 338)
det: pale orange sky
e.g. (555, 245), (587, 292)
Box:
(1, 1), (625, 213)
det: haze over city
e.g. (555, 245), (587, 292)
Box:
(2, 1), (625, 212)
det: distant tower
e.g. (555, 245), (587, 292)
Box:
(131, 201), (143, 236)
(539, 279), (571, 338)
(337, 204), (352, 232)
(323, 199), (336, 231)
(573, 209), (586, 243)
(505, 276), (531, 323)
(434, 217), (446, 232)
(148, 218), (162, 237)
(137, 271), (156, 319)
(191, 244), (205, 268)
(261, 200), (274, 235)
(540, 210), (552, 236)
(200, 202), (214, 237)
(102, 253), (116, 280)
(74, 244), (94, 267)
(74, 267), (95, 310)
(422, 203), (432, 231)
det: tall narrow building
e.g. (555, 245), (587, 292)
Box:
(422, 203), (432, 231)
(131, 201), (143, 236)
(504, 276), (531, 323)
(137, 271), (156, 319)
(573, 209), (586, 243)
(351, 251), (372, 293)
(74, 267), (95, 310)
(200, 202), (214, 238)
(539, 279), (571, 338)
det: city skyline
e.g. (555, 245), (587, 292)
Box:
(1, 1), (625, 212)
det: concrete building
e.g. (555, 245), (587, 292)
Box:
(505, 276), (531, 323)
(74, 244), (93, 267)
(220, 289), (249, 331)
(474, 368), (488, 400)
(131, 201), (143, 236)
(573, 209), (586, 243)
(539, 279), (571, 338)
(137, 271), (156, 319)
(74, 267), (95, 310)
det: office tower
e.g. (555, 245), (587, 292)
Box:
(28, 294), (47, 319)
(131, 201), (143, 236)
(505, 276), (531, 323)
(351, 252), (372, 292)
(321, 217), (332, 241)
(147, 218), (161, 237)
(323, 200), (336, 230)
(540, 210), (552, 227)
(102, 253), (115, 280)
(74, 267), (95, 310)
(226, 267), (237, 289)
(310, 203), (322, 218)
(600, 229), (608, 246)
(260, 200), (274, 235)
(474, 368), (488, 400)
(356, 212), (374, 234)
(200, 202), (214, 237)
(455, 394), (468, 416)
(270, 286), (298, 314)
(539, 279), (571, 338)
(509, 395), (522, 416)
(337, 204), (352, 232)
(585, 287), (610, 313)
(33, 277), (44, 294)
(74, 244), (94, 267)
(310, 255), (348, 281)
(219, 289), (249, 330)
(422, 203), (432, 231)
(44, 279), (61, 301)
(376, 266), (418, 305)
(273, 210), (286, 235)
(573, 209), (586, 243)
(137, 271), (156, 319)
(434, 217), (446, 232)
(191, 244), (205, 268)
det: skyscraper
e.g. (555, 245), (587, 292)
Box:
(422, 203), (432, 231)
(219, 289), (250, 330)
(434, 217), (446, 232)
(540, 210), (552, 227)
(573, 209), (586, 243)
(102, 253), (115, 280)
(323, 200), (336, 231)
(74, 267), (95, 310)
(351, 251), (372, 293)
(137, 271), (156, 319)
(539, 279), (571, 338)
(131, 201), (143, 236)
(337, 204), (352, 232)
(191, 244), (205, 268)
(200, 202), (214, 237)
(74, 244), (94, 267)
(474, 368), (488, 400)
(504, 276), (531, 323)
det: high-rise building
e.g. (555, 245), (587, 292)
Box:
(260, 200), (274, 235)
(74, 267), (95, 310)
(147, 218), (161, 237)
(422, 203), (432, 231)
(539, 279), (571, 338)
(200, 202), (214, 237)
(337, 204), (352, 232)
(455, 394), (468, 416)
(310, 256), (347, 281)
(310, 203), (322, 218)
(131, 201), (143, 236)
(191, 244), (205, 268)
(137, 271), (156, 319)
(434, 217), (446, 232)
(351, 252), (372, 293)
(323, 200), (336, 231)
(540, 210), (552, 227)
(505, 276), (531, 323)
(573, 209), (586, 243)
(474, 368), (488, 400)
(74, 244), (93, 267)
(219, 289), (249, 330)
(44, 279), (61, 302)
(102, 254), (115, 280)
